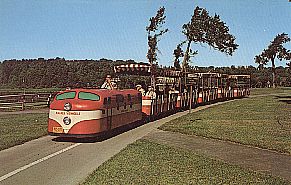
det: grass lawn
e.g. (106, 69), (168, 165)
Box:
(250, 87), (291, 96)
(81, 140), (289, 185)
(160, 90), (291, 154)
(0, 113), (48, 151)
(0, 88), (61, 95)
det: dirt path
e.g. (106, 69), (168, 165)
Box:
(143, 130), (291, 182)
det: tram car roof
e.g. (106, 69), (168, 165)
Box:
(162, 70), (182, 77)
(114, 63), (151, 75)
(191, 72), (223, 78)
(228, 74), (251, 79)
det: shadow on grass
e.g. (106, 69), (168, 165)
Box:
(190, 118), (202, 122)
(274, 95), (291, 104)
(279, 100), (291, 104)
(275, 95), (291, 99)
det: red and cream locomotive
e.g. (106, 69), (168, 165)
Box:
(48, 88), (142, 137)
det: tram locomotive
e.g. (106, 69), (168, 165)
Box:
(48, 89), (142, 137)
(48, 65), (250, 138)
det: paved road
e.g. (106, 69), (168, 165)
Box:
(0, 110), (192, 185)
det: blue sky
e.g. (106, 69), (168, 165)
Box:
(0, 0), (291, 67)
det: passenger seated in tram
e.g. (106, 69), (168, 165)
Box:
(136, 84), (145, 96)
(169, 86), (179, 95)
(101, 75), (114, 90)
(164, 83), (171, 95)
(145, 86), (156, 99)
(112, 81), (118, 89)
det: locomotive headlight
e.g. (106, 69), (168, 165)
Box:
(63, 117), (71, 125)
(64, 102), (72, 111)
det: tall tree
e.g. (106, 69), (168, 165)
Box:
(255, 33), (291, 88)
(286, 51), (291, 70)
(173, 43), (184, 70)
(146, 7), (168, 88)
(181, 6), (238, 73)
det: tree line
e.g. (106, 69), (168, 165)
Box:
(0, 6), (290, 90)
(0, 58), (290, 89)
(0, 58), (132, 89)
(146, 6), (291, 88)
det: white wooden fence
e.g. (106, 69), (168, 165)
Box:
(0, 93), (52, 111)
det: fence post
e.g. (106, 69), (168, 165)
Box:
(189, 85), (193, 113)
(21, 94), (25, 111)
(47, 94), (52, 107)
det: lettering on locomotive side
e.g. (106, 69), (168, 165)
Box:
(55, 111), (81, 116)
(66, 112), (81, 115)
(56, 111), (66, 115)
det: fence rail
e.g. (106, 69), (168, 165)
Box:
(0, 93), (52, 111)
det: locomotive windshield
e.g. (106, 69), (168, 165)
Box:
(78, 92), (100, 101)
(56, 92), (76, 100)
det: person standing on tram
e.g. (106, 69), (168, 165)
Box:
(136, 84), (145, 96)
(101, 75), (114, 90)
(145, 86), (156, 99)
